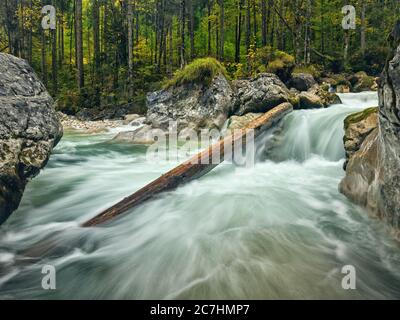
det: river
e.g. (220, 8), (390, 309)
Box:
(1, 92), (400, 299)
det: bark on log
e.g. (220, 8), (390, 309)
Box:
(82, 103), (293, 227)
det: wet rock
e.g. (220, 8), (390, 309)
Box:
(297, 91), (324, 109)
(342, 107), (378, 169)
(339, 128), (379, 216)
(0, 53), (63, 225)
(340, 41), (400, 229)
(308, 84), (342, 106)
(233, 73), (290, 116)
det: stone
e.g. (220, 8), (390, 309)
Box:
(339, 128), (379, 216)
(233, 73), (290, 116)
(343, 107), (378, 169)
(146, 73), (235, 131)
(289, 73), (317, 92)
(340, 42), (400, 230)
(297, 91), (324, 109)
(0, 53), (63, 225)
(348, 71), (377, 92)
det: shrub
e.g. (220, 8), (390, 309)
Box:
(164, 57), (228, 89)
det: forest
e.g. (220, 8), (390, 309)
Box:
(0, 0), (399, 114)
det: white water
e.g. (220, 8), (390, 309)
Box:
(1, 92), (400, 299)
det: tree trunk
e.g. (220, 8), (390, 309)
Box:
(245, 0), (251, 52)
(127, 0), (134, 93)
(218, 0), (224, 60)
(261, 0), (267, 46)
(207, 0), (211, 56)
(51, 0), (57, 95)
(235, 0), (243, 63)
(180, 0), (186, 68)
(188, 0), (195, 60)
(75, 0), (84, 89)
(360, 0), (366, 57)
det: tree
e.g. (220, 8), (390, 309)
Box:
(75, 0), (84, 89)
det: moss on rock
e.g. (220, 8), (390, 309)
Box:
(164, 57), (228, 89)
(344, 107), (378, 130)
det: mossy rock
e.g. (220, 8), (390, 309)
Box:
(164, 57), (228, 89)
(344, 107), (378, 130)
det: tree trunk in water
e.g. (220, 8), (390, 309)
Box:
(82, 103), (293, 228)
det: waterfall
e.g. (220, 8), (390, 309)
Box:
(263, 91), (378, 162)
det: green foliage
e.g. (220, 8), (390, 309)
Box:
(164, 58), (228, 89)
(344, 107), (378, 130)
(254, 46), (295, 82)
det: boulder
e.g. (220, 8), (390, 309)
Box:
(0, 53), (63, 225)
(146, 73), (234, 131)
(375, 44), (400, 228)
(233, 73), (290, 116)
(297, 91), (324, 109)
(348, 71), (377, 92)
(289, 73), (317, 92)
(308, 84), (342, 106)
(340, 41), (400, 229)
(342, 107), (378, 169)
(339, 128), (379, 215)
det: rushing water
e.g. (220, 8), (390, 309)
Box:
(1, 92), (400, 299)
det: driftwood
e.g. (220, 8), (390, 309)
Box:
(82, 102), (293, 227)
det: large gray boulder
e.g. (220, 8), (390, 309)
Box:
(233, 73), (290, 116)
(375, 45), (400, 228)
(340, 43), (400, 229)
(0, 53), (63, 225)
(289, 73), (317, 92)
(146, 73), (235, 131)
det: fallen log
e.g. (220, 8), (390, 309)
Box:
(82, 102), (293, 227)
